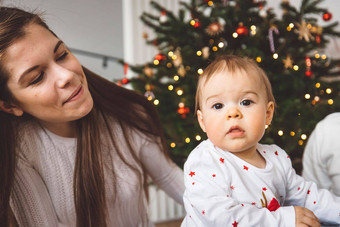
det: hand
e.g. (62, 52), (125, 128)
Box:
(294, 206), (321, 227)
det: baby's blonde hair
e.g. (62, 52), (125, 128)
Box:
(195, 55), (276, 113)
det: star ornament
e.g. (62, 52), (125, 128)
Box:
(295, 20), (314, 42)
(283, 56), (293, 69)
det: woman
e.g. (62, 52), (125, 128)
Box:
(0, 7), (184, 227)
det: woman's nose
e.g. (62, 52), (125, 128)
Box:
(52, 64), (74, 88)
(226, 107), (243, 120)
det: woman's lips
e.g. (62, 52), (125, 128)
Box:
(63, 85), (83, 104)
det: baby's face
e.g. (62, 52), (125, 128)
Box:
(197, 69), (274, 156)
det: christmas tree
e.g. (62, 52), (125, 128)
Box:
(121, 0), (340, 173)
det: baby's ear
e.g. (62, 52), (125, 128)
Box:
(0, 100), (24, 116)
(266, 101), (274, 126)
(197, 110), (207, 133)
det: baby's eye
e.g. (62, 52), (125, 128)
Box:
(212, 103), (223, 109)
(240, 99), (253, 106)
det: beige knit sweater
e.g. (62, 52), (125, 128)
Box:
(11, 120), (184, 227)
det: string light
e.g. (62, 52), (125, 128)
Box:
(153, 60), (159, 65)
(328, 99), (334, 105)
(315, 53), (320, 58)
(168, 85), (174, 91)
(195, 135), (201, 141)
(305, 94), (311, 99)
(256, 57), (262, 63)
(167, 63), (172, 68)
(197, 68), (204, 75)
(208, 1), (214, 6)
(177, 89), (183, 96)
(293, 65), (299, 71)
(218, 42), (224, 48)
(278, 130), (283, 136)
(298, 140), (304, 146)
(321, 54), (327, 60)
(301, 134), (307, 140)
(290, 131), (295, 136)
(326, 88), (332, 94)
(153, 99), (159, 105)
(315, 83), (320, 88)
(185, 137), (191, 143)
(147, 96), (153, 101)
(197, 50), (202, 56)
(168, 51), (174, 57)
(170, 142), (176, 148)
(212, 46), (218, 51)
(174, 75), (180, 81)
(273, 53), (278, 59)
(232, 32), (238, 38)
(250, 25), (256, 35)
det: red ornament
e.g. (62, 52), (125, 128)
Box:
(154, 53), (166, 61)
(305, 70), (312, 77)
(323, 11), (332, 21)
(236, 23), (248, 36)
(122, 78), (129, 84)
(194, 21), (201, 28)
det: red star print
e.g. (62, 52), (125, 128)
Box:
(287, 155), (290, 159)
(251, 202), (256, 205)
(263, 151), (266, 153)
(307, 190), (310, 194)
(262, 187), (267, 191)
(297, 187), (301, 191)
(230, 185), (235, 190)
(275, 151), (278, 155)
(243, 165), (249, 171)
(189, 171), (195, 177)
(241, 204), (244, 206)
(313, 201), (316, 204)
(220, 157), (224, 163)
(202, 210), (205, 215)
(192, 182), (195, 185)
(227, 195), (230, 197)
(232, 221), (238, 227)
(212, 174), (216, 177)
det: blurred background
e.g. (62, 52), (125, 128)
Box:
(2, 0), (340, 226)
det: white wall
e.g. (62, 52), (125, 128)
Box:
(2, 0), (124, 81)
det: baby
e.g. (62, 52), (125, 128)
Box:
(182, 55), (340, 227)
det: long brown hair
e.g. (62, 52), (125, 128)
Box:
(0, 7), (169, 226)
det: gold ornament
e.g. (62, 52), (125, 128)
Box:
(295, 20), (314, 42)
(283, 56), (293, 69)
(177, 65), (186, 77)
(173, 48), (183, 67)
(143, 65), (154, 77)
(142, 32), (148, 39)
(202, 46), (210, 59)
(205, 22), (224, 36)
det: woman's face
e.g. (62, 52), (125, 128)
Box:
(4, 23), (93, 135)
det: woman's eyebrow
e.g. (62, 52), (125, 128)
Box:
(54, 40), (63, 53)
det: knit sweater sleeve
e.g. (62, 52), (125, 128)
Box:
(11, 154), (59, 227)
(139, 135), (184, 205)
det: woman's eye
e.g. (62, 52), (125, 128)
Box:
(240, 99), (253, 106)
(29, 72), (44, 85)
(57, 51), (68, 61)
(212, 103), (223, 109)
